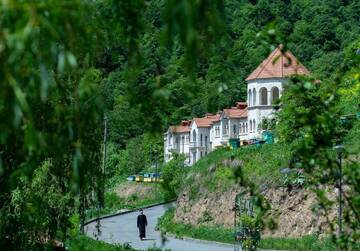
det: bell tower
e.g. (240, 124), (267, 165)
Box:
(246, 45), (310, 139)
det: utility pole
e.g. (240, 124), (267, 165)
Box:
(334, 144), (344, 238)
(155, 148), (158, 199)
(338, 150), (343, 237)
(102, 116), (107, 175)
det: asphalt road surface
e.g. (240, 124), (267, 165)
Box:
(85, 203), (236, 251)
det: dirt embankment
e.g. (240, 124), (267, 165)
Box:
(175, 186), (337, 237)
(115, 182), (157, 200)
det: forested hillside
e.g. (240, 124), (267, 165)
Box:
(103, 0), (360, 175)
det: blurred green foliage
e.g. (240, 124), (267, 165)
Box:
(1, 0), (360, 249)
(274, 38), (360, 248)
(161, 154), (187, 199)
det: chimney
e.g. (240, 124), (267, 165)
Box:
(236, 102), (247, 109)
(181, 120), (191, 126)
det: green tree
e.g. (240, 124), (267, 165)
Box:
(161, 154), (187, 199)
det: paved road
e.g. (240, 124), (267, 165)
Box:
(85, 203), (236, 251)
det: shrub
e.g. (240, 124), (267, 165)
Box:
(161, 154), (187, 198)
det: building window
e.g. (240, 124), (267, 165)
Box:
(260, 87), (268, 105)
(186, 135), (190, 143)
(200, 151), (203, 158)
(271, 87), (280, 104)
(200, 134), (203, 146)
(250, 120), (252, 132)
(192, 130), (196, 144)
(248, 89), (252, 107)
(205, 136), (208, 147)
(246, 123), (248, 132)
(253, 88), (256, 106)
(253, 119), (256, 132)
(233, 124), (237, 135)
(215, 126), (220, 137)
(224, 121), (229, 135)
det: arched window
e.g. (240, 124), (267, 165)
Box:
(253, 119), (256, 132)
(248, 89), (252, 107)
(260, 87), (268, 105)
(250, 120), (252, 132)
(253, 88), (256, 106)
(271, 87), (280, 104)
(192, 130), (197, 143)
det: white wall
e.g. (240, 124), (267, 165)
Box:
(247, 78), (284, 139)
(229, 118), (239, 139)
(164, 131), (190, 164)
(238, 118), (248, 141)
(189, 122), (211, 165)
(210, 121), (222, 149)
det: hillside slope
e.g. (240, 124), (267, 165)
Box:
(174, 144), (336, 237)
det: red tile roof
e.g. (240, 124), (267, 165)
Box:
(246, 45), (310, 81)
(169, 125), (191, 133)
(223, 107), (247, 119)
(168, 101), (249, 132)
(193, 114), (220, 128)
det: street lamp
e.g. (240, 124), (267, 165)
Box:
(154, 149), (158, 199)
(333, 144), (345, 237)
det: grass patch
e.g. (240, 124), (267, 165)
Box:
(157, 208), (336, 251)
(66, 234), (134, 251)
(260, 236), (336, 251)
(183, 144), (291, 200)
(66, 234), (164, 251)
(157, 208), (234, 244)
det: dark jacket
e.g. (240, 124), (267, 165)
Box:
(137, 214), (148, 238)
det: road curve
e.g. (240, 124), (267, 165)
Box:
(85, 203), (235, 251)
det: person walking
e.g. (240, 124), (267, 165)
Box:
(137, 209), (148, 240)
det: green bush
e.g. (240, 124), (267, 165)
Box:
(4, 160), (73, 249)
(161, 154), (188, 198)
(237, 215), (261, 251)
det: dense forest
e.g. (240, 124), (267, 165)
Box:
(104, 0), (360, 176)
(0, 0), (359, 250)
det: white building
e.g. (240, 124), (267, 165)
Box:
(164, 120), (191, 164)
(164, 45), (309, 165)
(246, 45), (310, 138)
(189, 114), (220, 165)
